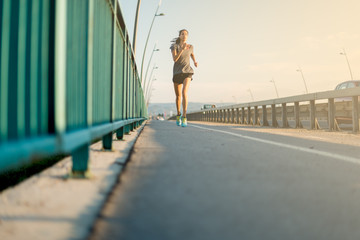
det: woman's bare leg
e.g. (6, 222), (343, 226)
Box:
(182, 78), (191, 117)
(173, 82), (182, 115)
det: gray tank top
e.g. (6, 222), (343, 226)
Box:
(170, 43), (194, 76)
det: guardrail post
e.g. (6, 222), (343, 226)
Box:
(294, 102), (302, 128)
(310, 100), (317, 129)
(229, 109), (232, 123)
(233, 108), (236, 123)
(241, 107), (245, 124)
(262, 105), (269, 126)
(116, 127), (124, 140)
(231, 108), (235, 123)
(103, 132), (113, 150)
(352, 96), (359, 132)
(247, 107), (251, 125)
(271, 104), (278, 127)
(235, 108), (238, 124)
(124, 124), (131, 134)
(72, 144), (90, 177)
(282, 103), (289, 128)
(254, 106), (259, 125)
(328, 98), (336, 131)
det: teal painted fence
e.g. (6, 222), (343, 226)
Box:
(0, 0), (147, 175)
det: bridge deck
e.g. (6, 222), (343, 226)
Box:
(89, 120), (360, 240)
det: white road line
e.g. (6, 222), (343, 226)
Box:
(190, 124), (360, 165)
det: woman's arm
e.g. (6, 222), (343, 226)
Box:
(171, 44), (189, 62)
(191, 52), (198, 67)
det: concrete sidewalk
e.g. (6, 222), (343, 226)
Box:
(0, 122), (146, 240)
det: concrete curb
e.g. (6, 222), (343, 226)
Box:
(0, 121), (147, 240)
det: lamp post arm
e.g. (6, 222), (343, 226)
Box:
(145, 77), (154, 99)
(144, 66), (156, 95)
(132, 0), (141, 56)
(271, 79), (279, 98)
(343, 49), (354, 80)
(300, 71), (308, 94)
(143, 44), (157, 87)
(140, 4), (160, 84)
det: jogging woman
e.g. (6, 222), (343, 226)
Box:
(170, 29), (198, 127)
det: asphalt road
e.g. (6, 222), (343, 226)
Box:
(88, 120), (360, 240)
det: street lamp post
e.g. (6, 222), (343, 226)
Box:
(142, 43), (159, 86)
(270, 78), (279, 98)
(247, 89), (254, 101)
(296, 67), (309, 94)
(145, 78), (157, 104)
(140, 0), (164, 83)
(132, 0), (141, 55)
(340, 48), (354, 80)
(146, 88), (155, 106)
(144, 65), (158, 95)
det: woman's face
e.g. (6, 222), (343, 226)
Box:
(179, 30), (188, 42)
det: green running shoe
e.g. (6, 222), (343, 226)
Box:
(176, 115), (182, 126)
(181, 117), (187, 127)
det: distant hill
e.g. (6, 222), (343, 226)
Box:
(148, 102), (233, 118)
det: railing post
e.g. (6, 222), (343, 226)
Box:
(124, 124), (131, 134)
(71, 144), (90, 177)
(103, 132), (113, 150)
(234, 108), (238, 124)
(247, 107), (251, 125)
(254, 106), (259, 125)
(271, 104), (278, 127)
(241, 107), (245, 124)
(282, 103), (289, 127)
(352, 96), (359, 132)
(229, 109), (232, 123)
(262, 105), (269, 126)
(328, 98), (335, 131)
(294, 102), (302, 128)
(116, 127), (124, 140)
(231, 108), (236, 123)
(103, 0), (118, 151)
(310, 100), (316, 129)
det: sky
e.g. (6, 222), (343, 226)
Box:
(118, 0), (360, 104)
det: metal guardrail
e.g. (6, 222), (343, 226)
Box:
(0, 0), (147, 176)
(175, 87), (360, 132)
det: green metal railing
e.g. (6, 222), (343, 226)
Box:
(0, 0), (147, 176)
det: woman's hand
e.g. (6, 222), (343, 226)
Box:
(194, 61), (198, 67)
